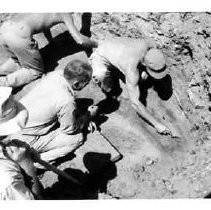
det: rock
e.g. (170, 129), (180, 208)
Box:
(187, 87), (206, 107)
(194, 183), (202, 193)
(145, 157), (157, 166)
(98, 193), (116, 199)
(162, 179), (176, 194)
(206, 164), (211, 171)
(190, 150), (196, 155)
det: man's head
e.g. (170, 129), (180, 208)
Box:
(0, 87), (28, 136)
(143, 48), (167, 80)
(64, 59), (93, 91)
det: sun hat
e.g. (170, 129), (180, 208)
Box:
(144, 48), (167, 80)
(0, 87), (28, 136)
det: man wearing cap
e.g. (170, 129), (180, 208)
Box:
(90, 37), (171, 135)
(0, 87), (41, 200)
(11, 59), (97, 164)
(0, 13), (97, 88)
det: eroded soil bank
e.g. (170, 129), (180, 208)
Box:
(0, 12), (211, 199)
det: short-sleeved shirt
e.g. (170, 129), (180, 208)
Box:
(20, 69), (78, 136)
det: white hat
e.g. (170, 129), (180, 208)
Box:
(144, 48), (167, 80)
(0, 87), (28, 136)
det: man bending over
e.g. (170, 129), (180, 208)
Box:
(0, 13), (97, 88)
(90, 37), (172, 136)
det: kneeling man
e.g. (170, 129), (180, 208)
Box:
(11, 59), (97, 163)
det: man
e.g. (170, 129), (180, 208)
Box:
(11, 59), (97, 164)
(0, 13), (97, 88)
(0, 87), (41, 200)
(89, 37), (172, 136)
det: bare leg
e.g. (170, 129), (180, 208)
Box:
(0, 58), (20, 75)
(73, 13), (82, 31)
(39, 132), (83, 163)
(0, 67), (42, 87)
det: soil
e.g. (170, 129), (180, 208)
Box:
(0, 12), (211, 199)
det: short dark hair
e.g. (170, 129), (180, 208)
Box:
(64, 60), (92, 83)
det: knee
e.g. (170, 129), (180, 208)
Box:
(70, 133), (84, 147)
(23, 68), (43, 82)
(31, 69), (43, 79)
(57, 132), (84, 148)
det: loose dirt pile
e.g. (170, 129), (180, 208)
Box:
(0, 12), (211, 199)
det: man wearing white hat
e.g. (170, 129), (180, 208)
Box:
(0, 87), (41, 200)
(90, 37), (172, 136)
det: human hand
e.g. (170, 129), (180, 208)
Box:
(141, 71), (149, 80)
(88, 121), (97, 133)
(5, 140), (39, 184)
(80, 35), (98, 48)
(4, 140), (32, 163)
(155, 123), (172, 136)
(88, 105), (98, 118)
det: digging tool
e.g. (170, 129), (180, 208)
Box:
(0, 141), (82, 186)
(95, 130), (123, 163)
(34, 156), (82, 186)
(33, 130), (122, 185)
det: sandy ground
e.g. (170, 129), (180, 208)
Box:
(0, 12), (211, 199)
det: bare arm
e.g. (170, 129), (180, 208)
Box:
(71, 105), (98, 133)
(17, 157), (41, 199)
(43, 28), (53, 43)
(60, 13), (98, 48)
(3, 141), (42, 199)
(145, 37), (157, 49)
(126, 68), (171, 135)
(58, 99), (97, 135)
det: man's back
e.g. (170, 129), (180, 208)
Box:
(9, 13), (63, 36)
(20, 69), (75, 135)
(96, 37), (153, 72)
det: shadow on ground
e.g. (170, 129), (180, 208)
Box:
(43, 152), (117, 199)
(204, 193), (211, 199)
(12, 13), (94, 97)
(40, 13), (93, 73)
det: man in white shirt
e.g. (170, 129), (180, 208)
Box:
(12, 59), (97, 163)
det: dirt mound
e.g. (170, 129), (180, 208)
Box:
(0, 12), (211, 199)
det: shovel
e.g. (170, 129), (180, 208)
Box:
(34, 156), (82, 186)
